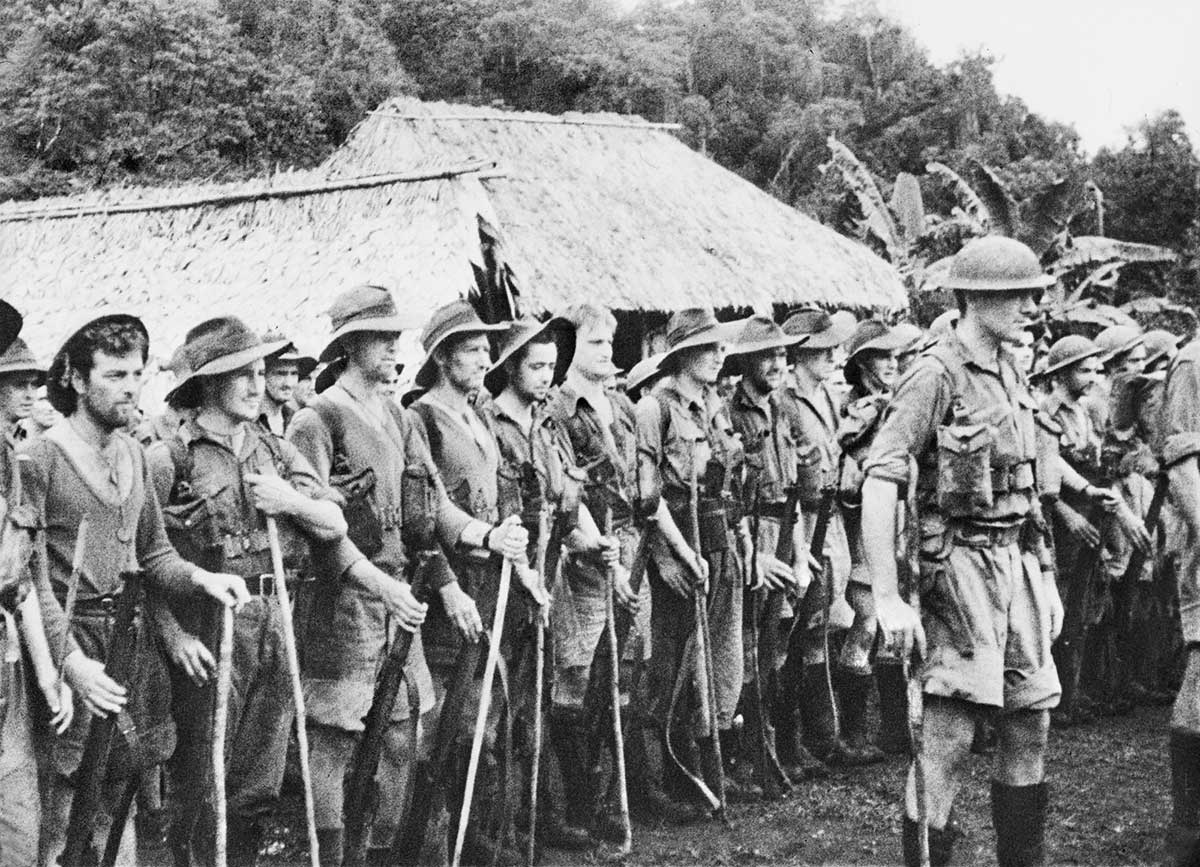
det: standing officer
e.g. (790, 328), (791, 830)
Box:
(1156, 331), (1200, 866)
(862, 237), (1063, 867)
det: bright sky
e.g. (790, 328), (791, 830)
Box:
(875, 0), (1200, 155)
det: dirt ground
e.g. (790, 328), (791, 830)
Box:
(244, 703), (1171, 867)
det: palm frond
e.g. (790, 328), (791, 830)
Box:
(967, 159), (1018, 237)
(823, 135), (900, 258)
(1053, 236), (1179, 271)
(1019, 178), (1077, 256)
(890, 172), (925, 246)
(925, 161), (988, 232)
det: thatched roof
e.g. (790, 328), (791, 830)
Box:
(0, 162), (502, 366)
(325, 98), (906, 313)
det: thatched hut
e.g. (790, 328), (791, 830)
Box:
(0, 97), (904, 387)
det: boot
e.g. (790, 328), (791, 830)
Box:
(991, 780), (1048, 867)
(800, 663), (845, 760)
(226, 817), (264, 867)
(626, 720), (705, 825)
(1168, 731), (1200, 867)
(738, 687), (789, 797)
(875, 661), (911, 755)
(902, 814), (960, 867)
(834, 670), (884, 766)
(547, 708), (597, 842)
(772, 664), (830, 781)
(717, 728), (763, 803)
(316, 828), (344, 867)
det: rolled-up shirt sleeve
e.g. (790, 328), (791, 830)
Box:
(1160, 356), (1200, 466)
(862, 361), (951, 487)
(635, 395), (665, 520)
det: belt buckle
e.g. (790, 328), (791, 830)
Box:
(100, 596), (118, 616)
(258, 574), (276, 596)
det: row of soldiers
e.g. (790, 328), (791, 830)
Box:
(1, 234), (1198, 867)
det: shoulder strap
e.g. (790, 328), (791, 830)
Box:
(654, 388), (672, 442)
(409, 401), (443, 461)
(162, 435), (193, 501)
(921, 342), (972, 423)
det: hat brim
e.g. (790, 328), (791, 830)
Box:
(942, 273), (1057, 292)
(0, 364), (45, 384)
(46, 314), (149, 414)
(296, 356), (319, 380)
(315, 357), (348, 394)
(730, 332), (811, 357)
(1099, 335), (1146, 365)
(849, 329), (918, 360)
(319, 315), (414, 363)
(484, 320), (553, 395)
(792, 320), (855, 350)
(165, 338), (290, 406)
(1036, 346), (1106, 380)
(414, 321), (507, 390)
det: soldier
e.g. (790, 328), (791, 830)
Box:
(775, 308), (855, 768)
(147, 317), (371, 867)
(838, 319), (916, 761)
(257, 332), (304, 437)
(287, 287), (515, 865)
(24, 313), (248, 865)
(863, 237), (1061, 867)
(636, 307), (761, 808)
(0, 302), (73, 866)
(724, 316), (812, 790)
(1156, 331), (1200, 865)
(406, 301), (533, 863)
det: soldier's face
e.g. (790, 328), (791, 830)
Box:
(573, 321), (614, 382)
(678, 343), (727, 386)
(73, 350), (144, 431)
(0, 372), (40, 424)
(209, 360), (266, 424)
(1012, 330), (1036, 375)
(795, 347), (836, 383)
(747, 348), (786, 392)
(1123, 344), (1147, 376)
(862, 351), (898, 389)
(441, 334), (491, 395)
(264, 361), (299, 404)
(349, 332), (400, 385)
(511, 341), (557, 404)
(972, 289), (1039, 345)
(1064, 358), (1101, 398)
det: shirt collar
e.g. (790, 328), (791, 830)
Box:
(944, 326), (1007, 375)
(732, 380), (770, 415)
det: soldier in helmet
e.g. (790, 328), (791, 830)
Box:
(862, 237), (1062, 866)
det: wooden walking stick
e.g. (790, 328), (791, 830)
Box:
(451, 555), (514, 867)
(527, 506), (550, 867)
(212, 604), (235, 867)
(265, 517), (320, 867)
(900, 463), (930, 867)
(601, 507), (633, 855)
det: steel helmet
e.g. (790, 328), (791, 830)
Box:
(942, 236), (1056, 292)
(1040, 335), (1103, 379)
(1142, 329), (1184, 368)
(1094, 324), (1144, 364)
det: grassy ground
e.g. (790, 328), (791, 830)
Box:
(245, 703), (1171, 866)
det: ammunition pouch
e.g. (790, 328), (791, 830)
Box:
(331, 464), (383, 559)
(409, 547), (454, 594)
(401, 463), (438, 551)
(936, 422), (995, 517)
(698, 497), (730, 555)
(794, 443), (824, 510)
(162, 495), (225, 573)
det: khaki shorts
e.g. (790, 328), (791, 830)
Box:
(920, 541), (1060, 711)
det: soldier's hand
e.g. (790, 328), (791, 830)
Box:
(440, 583), (483, 643)
(597, 534), (621, 567)
(489, 516), (529, 562)
(663, 549), (700, 598)
(62, 650), (128, 718)
(1113, 500), (1152, 554)
(166, 630), (216, 686)
(755, 554), (795, 592)
(245, 473), (303, 516)
(875, 592), (926, 663)
(38, 676), (74, 734)
(1090, 487), (1121, 511)
(383, 577), (428, 633)
(1060, 505), (1101, 548)
(613, 565), (639, 613)
(194, 570), (251, 611)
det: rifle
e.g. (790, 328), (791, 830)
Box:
(527, 505), (550, 867)
(61, 570), (144, 867)
(1054, 498), (1111, 716)
(1112, 473), (1167, 639)
(343, 552), (438, 867)
(212, 605), (235, 867)
(745, 492), (791, 799)
(688, 447), (726, 821)
(601, 505), (632, 854)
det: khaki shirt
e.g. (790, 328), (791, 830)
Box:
(728, 379), (796, 507)
(1159, 339), (1200, 466)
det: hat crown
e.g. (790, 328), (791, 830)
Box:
(781, 308), (832, 337)
(944, 236), (1054, 291)
(1095, 324), (1143, 356)
(494, 319), (545, 359)
(0, 337), (39, 368)
(738, 315), (787, 344)
(1047, 335), (1099, 372)
(845, 319), (889, 358)
(328, 284), (400, 333)
(665, 308), (723, 349)
(177, 317), (263, 375)
(421, 301), (490, 353)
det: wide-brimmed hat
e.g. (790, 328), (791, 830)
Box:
(729, 315), (810, 357)
(626, 351), (668, 397)
(1143, 329), (1185, 368)
(47, 314), (149, 414)
(0, 301), (22, 359)
(844, 320), (915, 363)
(165, 317), (289, 408)
(0, 338), (44, 383)
(483, 318), (572, 396)
(1038, 335), (1104, 379)
(414, 301), (506, 390)
(780, 308), (855, 350)
(891, 322), (924, 356)
(653, 308), (746, 374)
(1094, 325), (1144, 365)
(319, 284), (417, 363)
